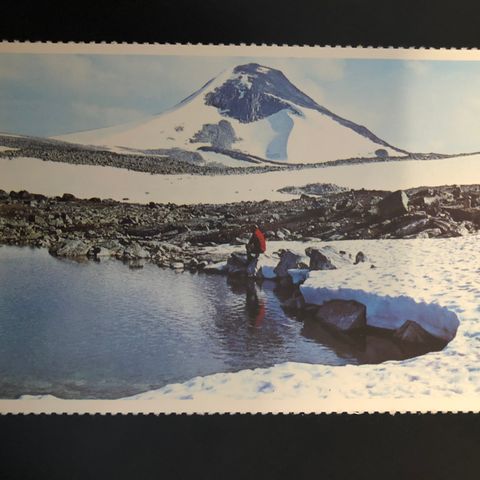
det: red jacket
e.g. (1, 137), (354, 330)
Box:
(247, 228), (266, 254)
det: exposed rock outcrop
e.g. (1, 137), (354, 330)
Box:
(314, 300), (367, 332)
(274, 250), (303, 277)
(378, 190), (409, 219)
(50, 239), (91, 257)
(394, 320), (444, 345)
(306, 247), (337, 270)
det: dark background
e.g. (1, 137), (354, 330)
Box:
(2, 0), (480, 478)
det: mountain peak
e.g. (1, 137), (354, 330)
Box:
(204, 63), (318, 123)
(232, 63), (274, 75)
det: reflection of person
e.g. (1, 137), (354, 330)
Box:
(245, 224), (266, 277)
(246, 279), (265, 327)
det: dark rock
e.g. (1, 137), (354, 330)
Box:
(128, 259), (145, 269)
(305, 247), (336, 270)
(226, 252), (249, 275)
(88, 246), (113, 258)
(375, 148), (388, 159)
(394, 320), (441, 344)
(394, 218), (430, 237)
(50, 239), (91, 257)
(0, 189), (8, 200)
(10, 190), (32, 200)
(60, 193), (76, 202)
(315, 300), (367, 332)
(378, 190), (409, 219)
(354, 251), (366, 264)
(443, 207), (480, 225)
(274, 249), (303, 277)
(190, 120), (237, 149)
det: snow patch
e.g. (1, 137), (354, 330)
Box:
(4, 155), (480, 205)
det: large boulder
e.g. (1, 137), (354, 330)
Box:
(274, 250), (303, 277)
(226, 252), (250, 275)
(394, 320), (443, 344)
(51, 240), (91, 257)
(306, 248), (336, 270)
(378, 190), (409, 219)
(315, 300), (367, 332)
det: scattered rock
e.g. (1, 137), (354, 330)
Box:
(128, 259), (145, 269)
(394, 320), (441, 344)
(378, 190), (409, 219)
(226, 252), (250, 275)
(305, 247), (337, 270)
(274, 250), (303, 277)
(315, 300), (367, 332)
(354, 251), (366, 264)
(60, 193), (76, 202)
(123, 243), (150, 259)
(88, 246), (113, 258)
(50, 240), (91, 257)
(394, 218), (430, 237)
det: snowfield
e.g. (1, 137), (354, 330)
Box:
(118, 235), (480, 406)
(3, 155), (480, 204)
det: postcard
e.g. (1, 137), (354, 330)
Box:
(0, 43), (479, 413)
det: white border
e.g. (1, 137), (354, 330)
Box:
(2, 397), (480, 414)
(2, 41), (480, 61)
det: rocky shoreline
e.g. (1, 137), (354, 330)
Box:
(1, 183), (480, 271)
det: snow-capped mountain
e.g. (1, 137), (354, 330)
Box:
(56, 63), (408, 165)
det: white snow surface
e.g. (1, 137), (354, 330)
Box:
(3, 155), (480, 204)
(120, 236), (480, 402)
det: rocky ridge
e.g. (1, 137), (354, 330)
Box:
(0, 134), (461, 175)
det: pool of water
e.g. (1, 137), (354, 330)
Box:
(0, 246), (436, 399)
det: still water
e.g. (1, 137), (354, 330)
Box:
(0, 246), (427, 399)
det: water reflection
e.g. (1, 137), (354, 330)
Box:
(0, 247), (449, 399)
(301, 319), (445, 364)
(245, 280), (265, 327)
(227, 275), (447, 365)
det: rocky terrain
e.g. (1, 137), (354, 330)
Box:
(0, 134), (459, 176)
(1, 183), (480, 272)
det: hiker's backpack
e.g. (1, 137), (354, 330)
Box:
(255, 229), (266, 253)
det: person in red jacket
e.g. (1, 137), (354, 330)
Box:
(246, 225), (266, 276)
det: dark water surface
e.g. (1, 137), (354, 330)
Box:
(0, 246), (423, 399)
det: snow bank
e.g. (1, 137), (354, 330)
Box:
(301, 268), (459, 341)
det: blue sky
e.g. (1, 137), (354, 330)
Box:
(1, 53), (480, 153)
